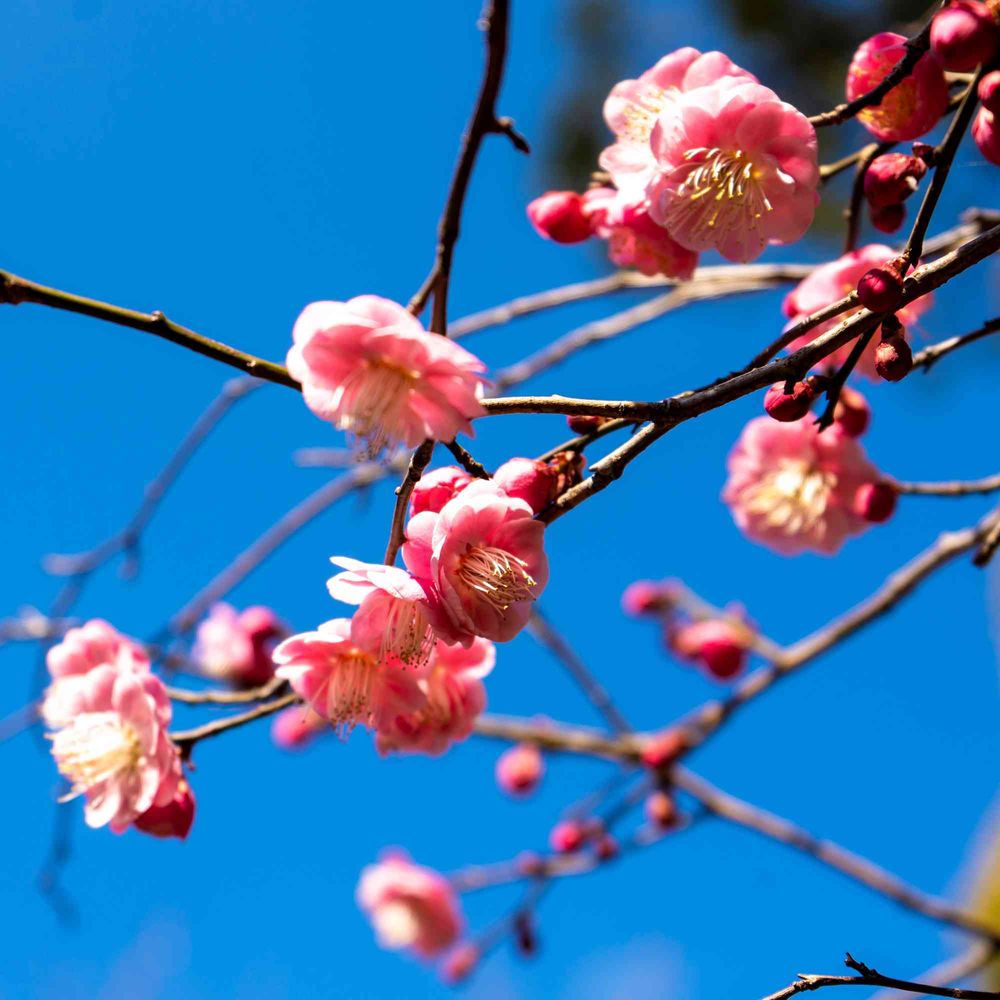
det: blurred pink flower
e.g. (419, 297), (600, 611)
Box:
(403, 480), (549, 644)
(495, 741), (544, 796)
(193, 603), (285, 687)
(357, 852), (463, 959)
(782, 244), (933, 378)
(375, 637), (495, 757)
(722, 416), (888, 555)
(647, 79), (819, 262)
(287, 295), (487, 457)
(270, 705), (328, 751)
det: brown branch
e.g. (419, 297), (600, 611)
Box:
(472, 714), (641, 762)
(408, 0), (522, 334)
(165, 676), (287, 705)
(870, 943), (999, 1000)
(170, 691), (299, 751)
(383, 440), (436, 565)
(445, 439), (492, 479)
(843, 143), (890, 255)
(895, 473), (1000, 496)
(913, 318), (1000, 371)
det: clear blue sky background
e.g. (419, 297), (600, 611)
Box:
(2, 2), (999, 998)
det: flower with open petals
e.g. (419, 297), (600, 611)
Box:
(600, 48), (757, 202)
(273, 619), (425, 735)
(375, 637), (495, 757)
(357, 853), (463, 959)
(43, 619), (150, 728)
(722, 416), (890, 555)
(647, 79), (819, 262)
(328, 558), (437, 667)
(193, 604), (286, 688)
(403, 480), (549, 644)
(287, 296), (487, 458)
(48, 665), (182, 832)
(782, 245), (932, 378)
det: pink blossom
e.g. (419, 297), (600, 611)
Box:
(583, 188), (699, 279)
(846, 33), (949, 141)
(526, 191), (592, 243)
(48, 665), (182, 832)
(722, 416), (887, 555)
(270, 705), (328, 751)
(495, 742), (544, 796)
(357, 853), (463, 959)
(599, 48), (757, 201)
(273, 619), (425, 735)
(193, 603), (285, 687)
(782, 245), (933, 378)
(133, 779), (196, 840)
(409, 465), (473, 517)
(43, 619), (150, 728)
(402, 480), (549, 644)
(646, 79), (819, 262)
(328, 558), (436, 667)
(375, 637), (495, 757)
(287, 295), (487, 458)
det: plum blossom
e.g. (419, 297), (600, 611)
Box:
(48, 664), (183, 832)
(271, 705), (328, 751)
(646, 78), (820, 262)
(599, 48), (757, 201)
(193, 603), (285, 687)
(328, 558), (437, 667)
(375, 637), (495, 757)
(403, 480), (549, 644)
(357, 853), (463, 959)
(409, 465), (473, 517)
(133, 779), (196, 840)
(272, 619), (424, 735)
(722, 416), (891, 555)
(782, 245), (933, 378)
(287, 295), (487, 458)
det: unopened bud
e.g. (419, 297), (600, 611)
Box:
(763, 380), (816, 422)
(864, 153), (927, 208)
(549, 819), (587, 854)
(973, 106), (1000, 166)
(622, 580), (673, 617)
(857, 265), (904, 312)
(874, 333), (913, 381)
(566, 413), (609, 435)
(930, 1), (999, 72)
(526, 191), (593, 244)
(495, 743), (544, 797)
(594, 834), (619, 861)
(979, 70), (1000, 113)
(493, 457), (560, 514)
(640, 728), (688, 770)
(133, 780), (196, 840)
(671, 619), (751, 681)
(441, 943), (480, 985)
(869, 202), (906, 234)
(645, 791), (679, 830)
(854, 481), (899, 523)
(833, 386), (871, 438)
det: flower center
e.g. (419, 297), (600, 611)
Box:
(665, 147), (772, 241)
(372, 900), (421, 950)
(381, 598), (435, 668)
(743, 459), (836, 536)
(50, 711), (143, 798)
(339, 358), (417, 459)
(621, 86), (674, 144)
(324, 649), (382, 733)
(457, 545), (537, 615)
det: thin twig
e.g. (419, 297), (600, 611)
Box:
(165, 676), (287, 705)
(869, 942), (999, 1000)
(170, 691), (299, 752)
(895, 473), (1000, 496)
(913, 318), (1000, 371)
(383, 440), (435, 565)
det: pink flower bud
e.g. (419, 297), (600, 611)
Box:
(495, 742), (544, 797)
(526, 191), (592, 244)
(763, 380), (816, 423)
(492, 457), (559, 514)
(847, 33), (949, 141)
(671, 619), (750, 681)
(240, 605), (285, 642)
(441, 943), (480, 985)
(640, 728), (688, 770)
(271, 705), (327, 750)
(854, 481), (899, 523)
(133, 780), (196, 840)
(410, 465), (474, 517)
(622, 580), (672, 617)
(864, 153), (927, 208)
(566, 413), (608, 435)
(833, 386), (871, 438)
(930, 1), (999, 72)
(869, 203), (907, 234)
(594, 834), (619, 861)
(875, 334), (913, 381)
(856, 265), (904, 312)
(979, 70), (1000, 113)
(973, 107), (1000, 166)
(549, 819), (587, 854)
(645, 791), (679, 830)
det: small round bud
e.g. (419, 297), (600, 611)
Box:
(526, 191), (592, 244)
(566, 413), (609, 435)
(549, 819), (587, 854)
(875, 333), (913, 382)
(441, 944), (480, 985)
(833, 386), (871, 438)
(869, 203), (906, 234)
(853, 481), (899, 523)
(930, 1), (999, 72)
(495, 743), (544, 797)
(763, 380), (816, 422)
(671, 619), (750, 681)
(640, 728), (688, 770)
(410, 465), (473, 516)
(864, 153), (927, 208)
(594, 834), (619, 861)
(622, 580), (671, 617)
(493, 457), (560, 514)
(857, 265), (904, 312)
(645, 791), (679, 830)
(973, 107), (1000, 166)
(979, 70), (1000, 113)
(133, 780), (196, 840)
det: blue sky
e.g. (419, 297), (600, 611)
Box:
(1, 1), (999, 998)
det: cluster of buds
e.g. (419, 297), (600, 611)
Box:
(862, 153), (928, 234)
(873, 314), (914, 383)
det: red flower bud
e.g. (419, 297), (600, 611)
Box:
(973, 107), (1000, 166)
(870, 203), (906, 234)
(671, 619), (750, 681)
(640, 728), (688, 770)
(594, 834), (620, 861)
(833, 386), (871, 438)
(495, 743), (544, 797)
(527, 191), (592, 244)
(857, 265), (904, 312)
(930, 1), (999, 72)
(979, 70), (1000, 113)
(645, 791), (679, 830)
(763, 380), (816, 423)
(133, 780), (196, 840)
(492, 456), (560, 514)
(864, 153), (927, 208)
(874, 333), (913, 381)
(622, 580), (672, 617)
(549, 819), (587, 854)
(441, 944), (480, 985)
(566, 413), (609, 435)
(853, 481), (899, 523)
